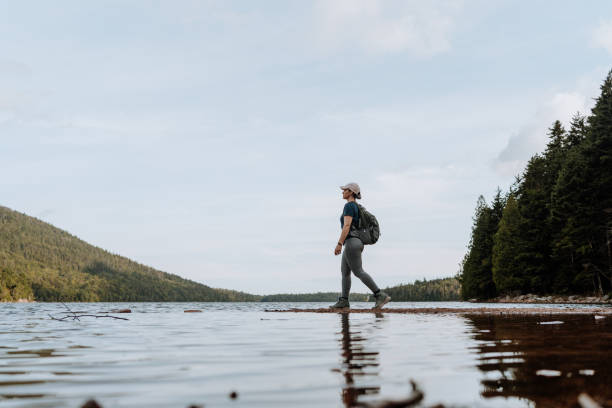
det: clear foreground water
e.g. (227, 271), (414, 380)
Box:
(1, 302), (610, 408)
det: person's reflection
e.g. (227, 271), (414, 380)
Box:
(337, 313), (381, 407)
(466, 314), (612, 407)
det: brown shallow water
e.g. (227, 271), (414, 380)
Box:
(467, 314), (612, 407)
(0, 302), (610, 407)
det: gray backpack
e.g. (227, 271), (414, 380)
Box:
(350, 203), (380, 245)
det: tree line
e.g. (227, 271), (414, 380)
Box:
(383, 277), (460, 301)
(259, 278), (460, 302)
(458, 70), (612, 300)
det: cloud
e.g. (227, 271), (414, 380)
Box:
(493, 91), (591, 177)
(313, 0), (462, 56)
(592, 20), (612, 53)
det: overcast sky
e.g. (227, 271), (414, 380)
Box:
(2, 1), (611, 294)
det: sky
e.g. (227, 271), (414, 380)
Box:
(1, 1), (612, 295)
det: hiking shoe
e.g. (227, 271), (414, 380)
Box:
(372, 292), (391, 309)
(330, 297), (350, 309)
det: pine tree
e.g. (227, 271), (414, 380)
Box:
(550, 114), (587, 292)
(459, 193), (503, 300)
(492, 195), (526, 294)
(491, 188), (505, 228)
(565, 113), (587, 149)
(515, 155), (553, 292)
(545, 120), (566, 156)
(551, 148), (592, 291)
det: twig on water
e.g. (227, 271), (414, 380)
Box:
(61, 302), (80, 321)
(48, 313), (129, 321)
(48, 302), (129, 322)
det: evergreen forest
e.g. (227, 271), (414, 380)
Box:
(458, 70), (612, 300)
(0, 206), (259, 302)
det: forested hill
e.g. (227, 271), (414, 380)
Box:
(0, 206), (259, 302)
(459, 69), (612, 300)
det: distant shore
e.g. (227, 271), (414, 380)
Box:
(267, 307), (612, 315)
(3, 294), (611, 304)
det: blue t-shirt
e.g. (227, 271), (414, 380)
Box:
(340, 202), (359, 230)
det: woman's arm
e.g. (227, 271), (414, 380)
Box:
(334, 215), (352, 255)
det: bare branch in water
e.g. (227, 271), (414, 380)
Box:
(61, 302), (80, 321)
(49, 314), (129, 321)
(49, 303), (129, 322)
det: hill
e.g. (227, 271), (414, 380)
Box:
(0, 206), (260, 302)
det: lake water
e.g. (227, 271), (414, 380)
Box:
(1, 302), (610, 408)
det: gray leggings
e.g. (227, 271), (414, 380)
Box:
(341, 237), (380, 298)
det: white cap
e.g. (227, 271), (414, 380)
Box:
(340, 182), (361, 199)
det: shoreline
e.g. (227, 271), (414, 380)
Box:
(2, 294), (610, 305)
(266, 307), (612, 315)
(485, 294), (611, 304)
(0, 299), (35, 303)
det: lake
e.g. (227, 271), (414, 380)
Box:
(1, 302), (610, 407)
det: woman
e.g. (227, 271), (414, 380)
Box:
(331, 182), (390, 309)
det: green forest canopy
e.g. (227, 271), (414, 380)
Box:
(458, 69), (612, 300)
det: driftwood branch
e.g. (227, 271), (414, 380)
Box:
(48, 302), (129, 321)
(48, 313), (129, 321)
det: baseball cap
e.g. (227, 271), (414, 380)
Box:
(340, 182), (361, 199)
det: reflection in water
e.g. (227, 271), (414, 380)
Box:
(466, 314), (612, 407)
(2, 303), (611, 407)
(337, 313), (381, 407)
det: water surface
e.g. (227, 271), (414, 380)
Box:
(0, 302), (610, 407)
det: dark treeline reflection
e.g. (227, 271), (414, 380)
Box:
(467, 314), (612, 407)
(336, 313), (383, 407)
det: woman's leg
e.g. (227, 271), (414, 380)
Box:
(344, 238), (380, 293)
(341, 250), (352, 298)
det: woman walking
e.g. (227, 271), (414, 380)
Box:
(331, 182), (390, 309)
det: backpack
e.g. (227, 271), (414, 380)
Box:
(350, 203), (380, 245)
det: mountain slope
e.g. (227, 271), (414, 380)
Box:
(0, 206), (259, 302)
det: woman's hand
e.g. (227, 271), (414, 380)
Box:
(334, 243), (342, 255)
